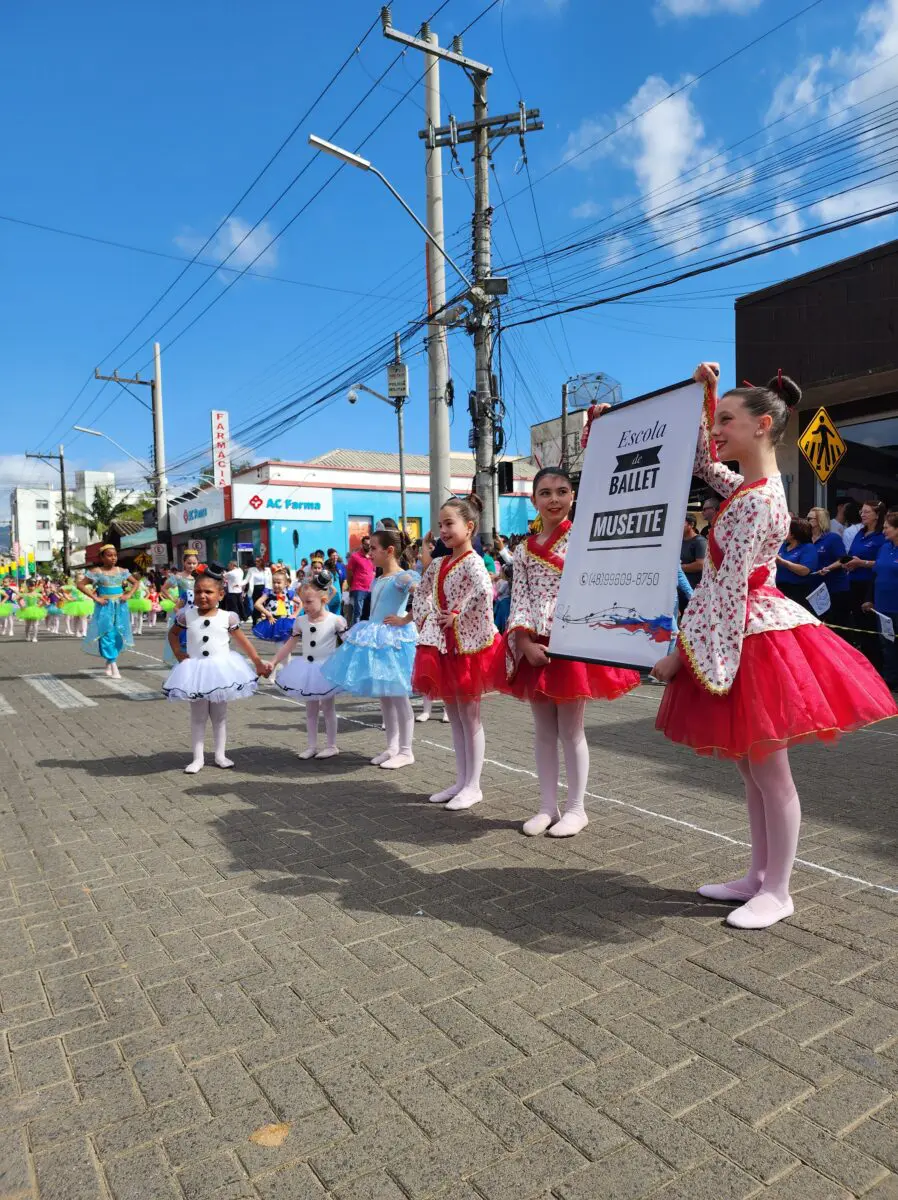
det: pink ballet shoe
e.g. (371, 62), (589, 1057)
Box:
(726, 894), (794, 930)
(698, 881), (759, 903)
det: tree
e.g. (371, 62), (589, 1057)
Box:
(63, 484), (138, 540)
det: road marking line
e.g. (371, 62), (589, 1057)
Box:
(23, 674), (97, 710)
(266, 693), (898, 896)
(0, 693), (15, 715)
(80, 670), (159, 701)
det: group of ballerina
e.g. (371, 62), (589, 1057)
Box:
(62, 362), (897, 932)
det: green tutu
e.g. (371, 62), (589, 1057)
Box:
(159, 597), (176, 612)
(62, 599), (94, 617)
(128, 596), (153, 613)
(0, 602), (15, 617)
(17, 605), (47, 621)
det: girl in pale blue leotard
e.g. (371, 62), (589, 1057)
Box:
(321, 529), (418, 770)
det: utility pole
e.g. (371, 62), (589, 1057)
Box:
(561, 382), (569, 471)
(422, 24), (451, 533)
(382, 9), (542, 539)
(95, 341), (168, 536)
(25, 445), (70, 575)
(392, 331), (408, 534)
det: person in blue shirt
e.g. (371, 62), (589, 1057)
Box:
(863, 511), (898, 690)
(775, 516), (818, 609)
(808, 506), (850, 626)
(822, 500), (887, 663)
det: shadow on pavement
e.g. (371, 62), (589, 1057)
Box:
(197, 777), (711, 954)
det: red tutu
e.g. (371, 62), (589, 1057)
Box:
(497, 636), (640, 704)
(657, 623), (897, 761)
(412, 636), (503, 702)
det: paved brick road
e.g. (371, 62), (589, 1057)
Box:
(0, 630), (896, 1200)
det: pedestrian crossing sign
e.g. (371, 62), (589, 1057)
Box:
(798, 407), (846, 484)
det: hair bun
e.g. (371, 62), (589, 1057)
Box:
(310, 569), (332, 590)
(767, 372), (802, 409)
(204, 561), (225, 581)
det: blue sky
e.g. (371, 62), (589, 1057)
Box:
(3, 0), (897, 516)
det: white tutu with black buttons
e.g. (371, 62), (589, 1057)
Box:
(274, 656), (340, 699)
(162, 606), (258, 703)
(163, 653), (258, 703)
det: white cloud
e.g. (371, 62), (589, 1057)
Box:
(566, 75), (730, 257)
(570, 199), (601, 219)
(765, 55), (825, 123)
(602, 235), (633, 267)
(657, 0), (762, 16)
(175, 216), (278, 280)
(815, 180), (898, 221)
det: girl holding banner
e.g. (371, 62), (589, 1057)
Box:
(642, 364), (896, 929)
(496, 467), (640, 837)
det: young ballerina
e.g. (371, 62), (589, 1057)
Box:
(497, 467), (641, 837)
(163, 550), (200, 665)
(412, 495), (502, 809)
(270, 571), (346, 760)
(17, 583), (47, 643)
(321, 528), (419, 769)
(0, 582), (17, 637)
(61, 583), (92, 639)
(253, 571), (298, 643)
(45, 582), (64, 635)
(644, 363), (897, 929)
(128, 569), (153, 635)
(163, 564), (271, 773)
(77, 546), (139, 677)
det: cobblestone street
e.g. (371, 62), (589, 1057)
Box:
(0, 630), (896, 1200)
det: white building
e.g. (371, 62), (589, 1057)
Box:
(530, 409), (590, 475)
(9, 470), (135, 563)
(10, 487), (62, 563)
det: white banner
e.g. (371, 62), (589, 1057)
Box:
(211, 410), (231, 490)
(231, 483), (333, 522)
(548, 380), (705, 670)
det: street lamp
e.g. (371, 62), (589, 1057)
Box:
(347, 383), (408, 533)
(308, 134), (473, 293)
(73, 426), (154, 477)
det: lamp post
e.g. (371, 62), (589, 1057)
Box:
(348, 383), (407, 534)
(308, 135), (472, 292)
(73, 426), (154, 477)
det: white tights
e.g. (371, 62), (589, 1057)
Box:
(24, 619), (38, 643)
(185, 699), (232, 773)
(700, 749), (801, 928)
(372, 697), (415, 769)
(300, 697), (338, 759)
(525, 700), (590, 837)
(2, 615), (14, 636)
(430, 699), (485, 810)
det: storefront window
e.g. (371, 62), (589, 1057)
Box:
(830, 414), (898, 509)
(347, 516), (372, 552)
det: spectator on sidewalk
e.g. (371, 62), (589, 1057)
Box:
(243, 557), (272, 627)
(863, 510), (898, 692)
(680, 515), (707, 599)
(699, 496), (720, 536)
(346, 536), (374, 625)
(776, 517), (817, 609)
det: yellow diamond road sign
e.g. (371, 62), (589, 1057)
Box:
(798, 407), (846, 484)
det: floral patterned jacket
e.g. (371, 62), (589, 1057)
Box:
(413, 550), (497, 655)
(679, 376), (817, 695)
(504, 521), (570, 677)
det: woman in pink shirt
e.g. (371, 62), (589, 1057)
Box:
(347, 536), (375, 625)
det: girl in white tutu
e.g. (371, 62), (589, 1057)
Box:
(163, 563), (272, 774)
(270, 570), (347, 760)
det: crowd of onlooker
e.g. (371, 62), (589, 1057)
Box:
(682, 494), (898, 693)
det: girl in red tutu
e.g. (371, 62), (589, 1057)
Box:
(412, 495), (501, 810)
(647, 363), (896, 930)
(497, 467), (640, 837)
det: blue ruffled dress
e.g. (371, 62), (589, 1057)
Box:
(82, 569), (134, 662)
(320, 572), (417, 697)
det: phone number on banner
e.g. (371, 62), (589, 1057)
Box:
(579, 571), (661, 587)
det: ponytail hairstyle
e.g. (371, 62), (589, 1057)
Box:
(441, 492), (483, 532)
(723, 371), (802, 446)
(372, 527), (411, 562)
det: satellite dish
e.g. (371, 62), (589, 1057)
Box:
(564, 372), (623, 409)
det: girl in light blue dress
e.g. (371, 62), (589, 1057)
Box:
(162, 549), (200, 665)
(320, 528), (418, 770)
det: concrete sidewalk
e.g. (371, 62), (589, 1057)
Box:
(0, 631), (896, 1199)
